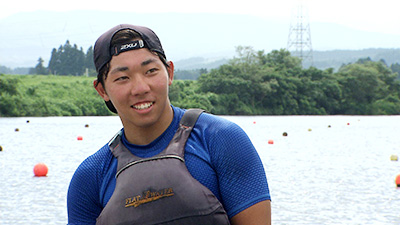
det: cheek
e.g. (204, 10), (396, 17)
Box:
(161, 76), (172, 92)
(103, 82), (125, 100)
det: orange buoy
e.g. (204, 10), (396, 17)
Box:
(34, 163), (48, 177)
(77, 136), (83, 141)
(268, 140), (274, 144)
(396, 175), (400, 187)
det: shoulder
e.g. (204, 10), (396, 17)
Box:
(198, 112), (239, 130)
(196, 112), (250, 146)
(67, 143), (115, 223)
(77, 144), (114, 178)
(188, 110), (256, 167)
(174, 106), (240, 136)
(68, 140), (118, 198)
(69, 143), (114, 194)
(177, 108), (251, 153)
(174, 106), (234, 129)
(189, 112), (271, 218)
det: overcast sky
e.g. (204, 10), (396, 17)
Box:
(2, 0), (400, 35)
(1, 0), (400, 68)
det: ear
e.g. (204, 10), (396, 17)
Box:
(167, 61), (174, 86)
(93, 80), (110, 101)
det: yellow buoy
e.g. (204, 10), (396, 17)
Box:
(390, 155), (398, 161)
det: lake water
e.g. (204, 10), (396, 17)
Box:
(0, 115), (399, 224)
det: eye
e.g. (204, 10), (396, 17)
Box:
(146, 68), (159, 75)
(114, 76), (129, 82)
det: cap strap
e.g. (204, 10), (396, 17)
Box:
(111, 40), (145, 56)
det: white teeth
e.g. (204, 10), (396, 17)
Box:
(133, 102), (153, 110)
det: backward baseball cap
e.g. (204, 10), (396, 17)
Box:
(93, 24), (166, 113)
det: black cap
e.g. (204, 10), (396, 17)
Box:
(93, 24), (166, 113)
(94, 24), (166, 74)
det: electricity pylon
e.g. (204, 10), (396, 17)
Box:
(287, 3), (313, 66)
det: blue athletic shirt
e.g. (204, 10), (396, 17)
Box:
(67, 106), (270, 224)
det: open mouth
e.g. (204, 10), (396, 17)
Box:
(132, 102), (154, 110)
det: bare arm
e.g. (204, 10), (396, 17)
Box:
(230, 200), (271, 225)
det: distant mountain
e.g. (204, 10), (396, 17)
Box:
(174, 57), (229, 70)
(173, 48), (400, 72)
(303, 48), (400, 71)
(1, 10), (400, 70)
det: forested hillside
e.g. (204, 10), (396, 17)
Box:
(1, 46), (400, 79)
(1, 48), (399, 116)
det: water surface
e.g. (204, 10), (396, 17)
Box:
(0, 115), (399, 224)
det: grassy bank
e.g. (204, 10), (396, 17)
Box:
(0, 74), (113, 117)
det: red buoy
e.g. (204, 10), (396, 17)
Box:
(34, 163), (48, 177)
(77, 136), (83, 141)
(396, 175), (400, 187)
(268, 140), (274, 144)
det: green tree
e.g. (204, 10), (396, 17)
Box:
(85, 46), (96, 76)
(48, 47), (59, 75)
(30, 57), (48, 75)
(48, 40), (87, 75)
(390, 63), (400, 79)
(265, 49), (302, 72)
(198, 47), (304, 115)
(337, 60), (400, 114)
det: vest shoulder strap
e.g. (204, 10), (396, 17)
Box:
(180, 108), (205, 128)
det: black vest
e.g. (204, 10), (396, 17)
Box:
(96, 109), (230, 225)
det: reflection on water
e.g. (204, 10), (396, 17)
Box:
(1, 115), (399, 224)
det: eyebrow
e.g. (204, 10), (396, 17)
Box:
(109, 58), (158, 75)
(141, 58), (157, 67)
(109, 66), (128, 75)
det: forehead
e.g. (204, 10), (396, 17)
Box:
(109, 48), (161, 66)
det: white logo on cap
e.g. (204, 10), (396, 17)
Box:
(120, 43), (137, 51)
(119, 40), (144, 51)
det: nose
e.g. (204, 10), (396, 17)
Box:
(131, 75), (150, 96)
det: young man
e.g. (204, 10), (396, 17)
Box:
(67, 24), (271, 224)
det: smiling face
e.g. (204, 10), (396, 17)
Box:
(95, 47), (174, 143)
